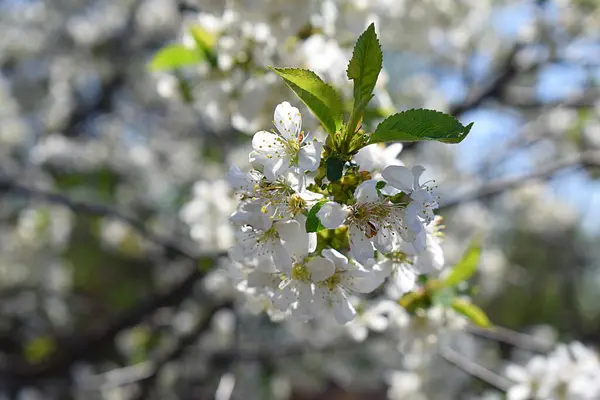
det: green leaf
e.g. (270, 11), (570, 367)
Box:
(270, 67), (343, 135)
(326, 156), (345, 182)
(444, 238), (481, 287)
(189, 24), (216, 49)
(432, 287), (456, 307)
(149, 44), (204, 71)
(347, 23), (382, 112)
(376, 181), (386, 190)
(306, 200), (328, 233)
(370, 109), (474, 144)
(451, 299), (492, 328)
(189, 24), (218, 67)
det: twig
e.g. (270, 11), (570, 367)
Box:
(0, 178), (228, 384)
(466, 325), (554, 353)
(440, 150), (600, 209)
(449, 43), (525, 117)
(439, 346), (512, 392)
(0, 178), (196, 260)
(133, 302), (232, 400)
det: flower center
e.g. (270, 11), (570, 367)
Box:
(324, 272), (342, 291)
(348, 202), (392, 238)
(287, 194), (306, 216)
(291, 263), (311, 283)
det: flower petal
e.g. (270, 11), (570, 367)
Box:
(273, 101), (302, 140)
(354, 179), (380, 204)
(341, 269), (382, 293)
(275, 220), (309, 259)
(349, 225), (374, 263)
(330, 288), (356, 324)
(306, 256), (335, 282)
(317, 202), (349, 229)
(322, 248), (350, 270)
(272, 241), (292, 274)
(298, 140), (323, 171)
(272, 283), (296, 311)
(382, 165), (414, 192)
(252, 130), (285, 154)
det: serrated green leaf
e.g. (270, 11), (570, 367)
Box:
(306, 200), (328, 233)
(270, 67), (343, 135)
(149, 45), (204, 71)
(347, 23), (382, 110)
(444, 238), (481, 287)
(326, 156), (345, 182)
(451, 299), (491, 328)
(370, 109), (474, 144)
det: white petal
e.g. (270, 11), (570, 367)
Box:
(273, 101), (302, 140)
(321, 248), (350, 270)
(341, 269), (382, 293)
(382, 165), (414, 192)
(273, 283), (296, 311)
(252, 130), (285, 154)
(411, 165), (426, 188)
(275, 220), (308, 259)
(405, 202), (425, 233)
(349, 225), (374, 263)
(354, 179), (380, 204)
(353, 144), (379, 172)
(259, 154), (288, 181)
(247, 270), (277, 287)
(306, 256), (335, 282)
(282, 169), (305, 192)
(227, 165), (252, 192)
(506, 385), (532, 400)
(414, 236), (444, 273)
(384, 143), (404, 160)
(373, 225), (396, 254)
(394, 267), (417, 294)
(505, 365), (530, 383)
(298, 140), (323, 171)
(316, 202), (348, 229)
(308, 232), (317, 253)
(330, 288), (356, 324)
(272, 241), (292, 275)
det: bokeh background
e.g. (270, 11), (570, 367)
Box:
(1, 0), (599, 399)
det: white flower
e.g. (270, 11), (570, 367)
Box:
(312, 248), (385, 324)
(250, 101), (323, 180)
(271, 230), (335, 318)
(353, 143), (404, 172)
(505, 356), (554, 400)
(230, 211), (310, 273)
(346, 299), (408, 341)
(228, 165), (317, 220)
(317, 180), (413, 263)
(316, 201), (349, 229)
(382, 165), (440, 228)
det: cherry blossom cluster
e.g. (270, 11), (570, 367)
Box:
(227, 101), (445, 324)
(504, 341), (600, 400)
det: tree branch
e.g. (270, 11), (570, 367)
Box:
(440, 150), (600, 209)
(0, 178), (228, 384)
(439, 346), (512, 392)
(466, 325), (554, 353)
(0, 178), (197, 260)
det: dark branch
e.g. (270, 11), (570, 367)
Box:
(0, 178), (197, 260)
(440, 150), (600, 209)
